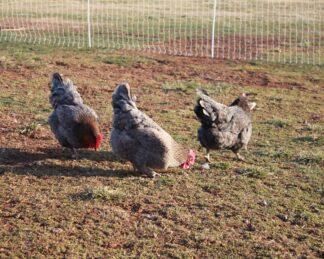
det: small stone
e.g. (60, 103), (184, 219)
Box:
(277, 214), (289, 222)
(259, 200), (268, 206)
(202, 163), (210, 170)
(247, 223), (256, 231)
(34, 161), (43, 166)
(310, 205), (320, 213)
(215, 211), (221, 217)
(131, 203), (141, 213)
(143, 214), (158, 221)
(51, 228), (64, 234)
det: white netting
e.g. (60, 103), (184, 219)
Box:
(0, 0), (323, 64)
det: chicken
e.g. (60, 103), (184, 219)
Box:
(194, 89), (256, 163)
(48, 73), (102, 158)
(110, 83), (195, 177)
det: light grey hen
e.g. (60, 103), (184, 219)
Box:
(194, 89), (256, 163)
(48, 73), (102, 158)
(110, 83), (195, 177)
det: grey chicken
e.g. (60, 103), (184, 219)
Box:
(110, 83), (195, 177)
(48, 73), (102, 158)
(194, 89), (256, 163)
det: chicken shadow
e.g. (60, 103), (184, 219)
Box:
(0, 147), (118, 165)
(39, 148), (119, 163)
(0, 148), (132, 178)
(2, 164), (130, 178)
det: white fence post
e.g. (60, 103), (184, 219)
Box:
(211, 0), (217, 58)
(87, 0), (92, 48)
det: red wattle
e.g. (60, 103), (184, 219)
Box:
(95, 133), (103, 149)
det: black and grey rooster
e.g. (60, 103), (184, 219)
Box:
(194, 89), (256, 163)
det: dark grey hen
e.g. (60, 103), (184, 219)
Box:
(194, 89), (256, 163)
(48, 73), (102, 158)
(110, 83), (195, 178)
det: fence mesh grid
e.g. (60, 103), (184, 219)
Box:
(0, 0), (323, 64)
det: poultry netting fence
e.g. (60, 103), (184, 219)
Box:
(0, 0), (323, 64)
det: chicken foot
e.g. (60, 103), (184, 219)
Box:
(235, 152), (245, 161)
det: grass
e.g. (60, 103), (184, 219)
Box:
(0, 42), (324, 258)
(235, 167), (268, 179)
(73, 187), (126, 203)
(19, 121), (46, 137)
(293, 152), (323, 166)
(293, 136), (324, 146)
(101, 55), (157, 67)
(161, 81), (197, 93)
(0, 0), (323, 64)
(264, 118), (288, 128)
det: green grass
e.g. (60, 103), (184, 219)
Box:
(293, 152), (323, 166)
(0, 42), (323, 258)
(73, 187), (126, 203)
(264, 118), (288, 128)
(101, 55), (157, 67)
(235, 167), (268, 179)
(19, 120), (47, 137)
(161, 81), (197, 93)
(0, 0), (323, 64)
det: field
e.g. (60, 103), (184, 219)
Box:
(0, 42), (323, 258)
(1, 0), (323, 63)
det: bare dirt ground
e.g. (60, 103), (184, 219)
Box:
(0, 43), (323, 258)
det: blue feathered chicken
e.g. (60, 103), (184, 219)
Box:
(195, 89), (256, 163)
(110, 83), (195, 177)
(48, 73), (102, 158)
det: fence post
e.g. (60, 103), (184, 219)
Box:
(87, 0), (92, 48)
(211, 0), (217, 58)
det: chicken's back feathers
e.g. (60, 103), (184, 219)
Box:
(49, 102), (101, 149)
(50, 73), (83, 109)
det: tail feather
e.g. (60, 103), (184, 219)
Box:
(194, 100), (215, 126)
(229, 95), (253, 113)
(195, 88), (225, 126)
(52, 73), (63, 88)
(50, 73), (83, 108)
(112, 83), (137, 112)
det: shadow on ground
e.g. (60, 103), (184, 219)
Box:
(0, 148), (132, 178)
(0, 148), (117, 164)
(1, 164), (130, 178)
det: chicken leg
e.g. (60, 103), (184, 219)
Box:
(133, 164), (160, 178)
(204, 149), (211, 163)
(201, 148), (211, 170)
